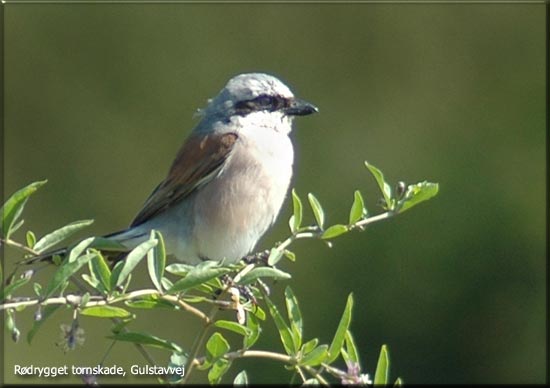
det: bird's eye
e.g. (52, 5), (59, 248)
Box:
(234, 95), (286, 116)
(254, 95), (276, 108)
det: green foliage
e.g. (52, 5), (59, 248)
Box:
(365, 162), (393, 210)
(147, 230), (166, 293)
(167, 261), (232, 293)
(327, 293), (353, 363)
(397, 181), (439, 213)
(0, 161), (438, 384)
(108, 331), (184, 354)
(289, 188), (303, 233)
(43, 252), (96, 298)
(33, 219), (94, 253)
(1, 180), (47, 239)
(80, 306), (132, 318)
(308, 193), (325, 229)
(233, 370), (249, 385)
(236, 267), (291, 285)
(112, 238), (157, 288)
(349, 190), (367, 224)
(374, 345), (390, 385)
(265, 294), (297, 355)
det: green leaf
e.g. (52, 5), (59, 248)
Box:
(88, 251), (111, 294)
(349, 190), (367, 224)
(398, 181), (439, 213)
(365, 161), (393, 210)
(68, 237), (98, 263)
(283, 249), (296, 262)
(290, 189), (303, 233)
(147, 230), (166, 293)
(168, 261), (231, 294)
(301, 338), (319, 355)
(327, 293), (354, 363)
(112, 238), (158, 288)
(300, 344), (329, 366)
(214, 320), (252, 337)
(82, 273), (99, 289)
(206, 332), (230, 360)
(64, 236), (127, 265)
(233, 370), (248, 385)
(26, 230), (36, 248)
(265, 295), (296, 355)
(110, 261), (124, 289)
(236, 267), (291, 285)
(302, 378), (321, 385)
(165, 263), (194, 276)
(308, 193), (325, 229)
(344, 330), (359, 364)
(374, 344), (390, 385)
(5, 308), (15, 333)
(321, 224), (349, 240)
(244, 312), (261, 349)
(81, 306), (131, 318)
(43, 252), (96, 298)
(161, 278), (174, 293)
(81, 292), (91, 306)
(10, 219), (24, 236)
(1, 180), (47, 239)
(252, 305), (266, 321)
(0, 276), (31, 301)
(108, 331), (183, 353)
(33, 282), (42, 297)
(33, 219), (94, 253)
(232, 264), (255, 285)
(267, 247), (284, 266)
(125, 298), (177, 310)
(394, 377), (403, 386)
(284, 286), (303, 351)
(208, 358), (231, 384)
(27, 305), (61, 344)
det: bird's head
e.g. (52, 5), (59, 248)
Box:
(197, 73), (318, 134)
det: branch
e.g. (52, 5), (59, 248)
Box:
(0, 289), (210, 324)
(277, 210), (395, 252)
(1, 237), (40, 256)
(193, 349), (331, 385)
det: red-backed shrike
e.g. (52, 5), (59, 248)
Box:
(46, 73), (317, 265)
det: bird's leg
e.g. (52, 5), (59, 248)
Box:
(242, 249), (270, 266)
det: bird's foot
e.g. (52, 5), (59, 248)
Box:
(242, 249), (270, 266)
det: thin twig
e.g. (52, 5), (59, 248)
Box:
(193, 349), (331, 385)
(181, 303), (219, 384)
(303, 365), (331, 386)
(296, 366), (307, 383)
(275, 211), (394, 253)
(181, 277), (238, 383)
(1, 289), (210, 324)
(1, 238), (40, 256)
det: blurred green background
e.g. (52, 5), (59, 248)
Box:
(2, 3), (546, 385)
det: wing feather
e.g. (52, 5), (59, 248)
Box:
(130, 132), (238, 226)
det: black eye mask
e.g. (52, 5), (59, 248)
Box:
(233, 94), (289, 116)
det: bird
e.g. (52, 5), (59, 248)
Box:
(26, 73), (318, 265)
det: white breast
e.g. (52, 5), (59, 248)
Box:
(192, 114), (294, 262)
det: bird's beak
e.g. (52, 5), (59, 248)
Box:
(284, 98), (319, 116)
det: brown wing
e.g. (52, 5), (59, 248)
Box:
(130, 132), (238, 227)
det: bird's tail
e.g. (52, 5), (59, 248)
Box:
(17, 228), (146, 266)
(18, 247), (69, 266)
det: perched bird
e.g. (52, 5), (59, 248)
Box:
(28, 73), (318, 265)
